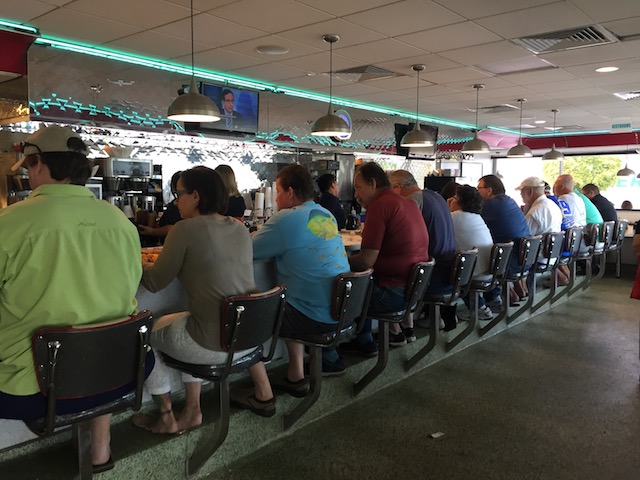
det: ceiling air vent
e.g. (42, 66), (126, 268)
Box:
(469, 103), (519, 114)
(331, 65), (400, 83)
(511, 25), (618, 55)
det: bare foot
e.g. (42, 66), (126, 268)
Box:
(174, 409), (202, 431)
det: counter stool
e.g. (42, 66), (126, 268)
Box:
(29, 311), (154, 480)
(447, 242), (513, 351)
(162, 286), (286, 476)
(588, 220), (615, 285)
(550, 227), (583, 304)
(352, 261), (434, 397)
(529, 231), (568, 314)
(482, 236), (542, 333)
(282, 269), (373, 428)
(608, 219), (628, 278)
(404, 250), (477, 372)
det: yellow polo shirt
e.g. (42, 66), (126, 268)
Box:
(0, 184), (141, 396)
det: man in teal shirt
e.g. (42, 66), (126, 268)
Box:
(0, 126), (141, 472)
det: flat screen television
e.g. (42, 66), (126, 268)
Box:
(184, 83), (259, 136)
(394, 123), (438, 158)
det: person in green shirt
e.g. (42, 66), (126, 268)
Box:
(0, 126), (141, 472)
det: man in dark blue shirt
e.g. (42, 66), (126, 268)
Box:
(477, 175), (531, 307)
(389, 170), (457, 333)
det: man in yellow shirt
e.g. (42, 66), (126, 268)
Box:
(0, 126), (141, 472)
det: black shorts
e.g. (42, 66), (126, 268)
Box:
(279, 303), (337, 339)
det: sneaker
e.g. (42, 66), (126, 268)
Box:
(457, 305), (493, 321)
(272, 377), (310, 398)
(229, 387), (276, 418)
(304, 357), (347, 377)
(389, 331), (407, 347)
(486, 297), (503, 313)
(340, 339), (378, 358)
(401, 326), (417, 343)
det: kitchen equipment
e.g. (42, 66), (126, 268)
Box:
(107, 195), (124, 209)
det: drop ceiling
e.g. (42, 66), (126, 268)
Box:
(4, 0), (640, 135)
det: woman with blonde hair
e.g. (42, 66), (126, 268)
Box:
(215, 164), (246, 218)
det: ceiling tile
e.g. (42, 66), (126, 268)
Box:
(324, 82), (386, 97)
(187, 47), (269, 71)
(343, 0), (464, 37)
(397, 22), (502, 53)
(295, 0), (398, 16)
(211, 0), (333, 34)
(421, 67), (491, 85)
(336, 39), (427, 65)
(375, 54), (462, 74)
(277, 19), (386, 49)
(229, 62), (308, 82)
(279, 52), (359, 73)
(474, 3), (593, 39)
(601, 17), (640, 37)
(31, 8), (140, 44)
(105, 31), (193, 60)
(1, 0), (57, 21)
(154, 12), (267, 47)
(439, 40), (530, 65)
(430, 0), (562, 20)
(525, 78), (593, 94)
(499, 68), (577, 86)
(364, 75), (425, 91)
(277, 74), (351, 91)
(65, 0), (189, 29)
(570, 0), (640, 23)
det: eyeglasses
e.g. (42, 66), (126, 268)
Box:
(174, 189), (192, 199)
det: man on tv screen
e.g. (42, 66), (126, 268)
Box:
(221, 88), (246, 131)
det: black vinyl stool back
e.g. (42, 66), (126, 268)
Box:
(30, 311), (153, 480)
(514, 236), (543, 279)
(32, 311), (153, 435)
(220, 285), (287, 371)
(537, 231), (566, 273)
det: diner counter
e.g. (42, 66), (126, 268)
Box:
(341, 231), (362, 252)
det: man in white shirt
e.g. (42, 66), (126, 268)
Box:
(553, 174), (586, 227)
(517, 176), (562, 235)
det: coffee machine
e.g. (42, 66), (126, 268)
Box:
(99, 156), (154, 216)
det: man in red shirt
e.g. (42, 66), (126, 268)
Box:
(344, 162), (429, 356)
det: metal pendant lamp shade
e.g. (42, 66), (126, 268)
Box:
(617, 164), (635, 176)
(507, 98), (532, 158)
(542, 109), (564, 161)
(168, 77), (220, 122)
(167, 0), (220, 123)
(311, 34), (350, 137)
(401, 64), (433, 147)
(461, 84), (490, 153)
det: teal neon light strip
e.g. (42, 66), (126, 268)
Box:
(30, 33), (486, 132)
(0, 19), (38, 34)
(15, 19), (628, 138)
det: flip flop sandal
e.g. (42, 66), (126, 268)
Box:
(93, 455), (115, 474)
(131, 411), (185, 435)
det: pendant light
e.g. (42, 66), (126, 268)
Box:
(617, 147), (635, 176)
(167, 0), (221, 122)
(507, 99), (532, 157)
(461, 84), (490, 153)
(542, 109), (564, 161)
(400, 64), (433, 147)
(311, 34), (350, 137)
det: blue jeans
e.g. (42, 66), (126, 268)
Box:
(357, 283), (407, 344)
